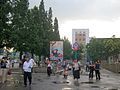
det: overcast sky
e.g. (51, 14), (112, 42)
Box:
(29, 0), (120, 42)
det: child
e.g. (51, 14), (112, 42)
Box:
(63, 68), (68, 79)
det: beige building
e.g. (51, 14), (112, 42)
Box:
(72, 29), (89, 45)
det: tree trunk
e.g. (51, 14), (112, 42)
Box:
(20, 51), (23, 60)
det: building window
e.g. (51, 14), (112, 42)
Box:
(83, 38), (86, 41)
(75, 38), (77, 41)
(83, 34), (86, 36)
(79, 39), (81, 41)
(75, 33), (78, 36)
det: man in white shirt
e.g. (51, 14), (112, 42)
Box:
(23, 57), (33, 87)
(29, 58), (36, 73)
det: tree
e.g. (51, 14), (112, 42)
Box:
(103, 35), (120, 61)
(47, 7), (54, 41)
(0, 0), (12, 49)
(86, 38), (105, 61)
(1, 0), (61, 60)
(39, 0), (49, 57)
(53, 17), (60, 40)
(86, 36), (120, 62)
(63, 37), (72, 59)
(11, 0), (29, 59)
(26, 7), (43, 57)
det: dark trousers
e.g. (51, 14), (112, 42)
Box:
(24, 71), (32, 85)
(86, 65), (89, 72)
(95, 70), (100, 80)
(89, 70), (94, 79)
(47, 67), (52, 76)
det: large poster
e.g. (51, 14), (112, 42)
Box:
(50, 41), (63, 60)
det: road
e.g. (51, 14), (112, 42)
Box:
(1, 66), (120, 90)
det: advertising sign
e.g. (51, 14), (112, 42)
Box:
(72, 42), (80, 51)
(50, 41), (63, 60)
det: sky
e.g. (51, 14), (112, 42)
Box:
(29, 0), (120, 42)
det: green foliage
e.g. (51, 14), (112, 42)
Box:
(1, 0), (61, 59)
(86, 38), (104, 61)
(47, 7), (54, 41)
(26, 7), (43, 55)
(53, 17), (60, 40)
(86, 36), (120, 61)
(62, 37), (72, 59)
(10, 0), (29, 59)
(0, 0), (12, 48)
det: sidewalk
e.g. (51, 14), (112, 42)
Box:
(0, 63), (23, 89)
(0, 68), (120, 90)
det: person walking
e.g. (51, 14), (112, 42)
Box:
(47, 60), (52, 77)
(11, 59), (14, 68)
(23, 56), (33, 87)
(95, 60), (101, 80)
(89, 61), (95, 79)
(21, 56), (27, 74)
(86, 61), (90, 72)
(63, 67), (68, 79)
(72, 60), (81, 80)
(29, 57), (36, 73)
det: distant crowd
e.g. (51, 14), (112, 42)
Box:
(0, 55), (101, 87)
(45, 59), (101, 81)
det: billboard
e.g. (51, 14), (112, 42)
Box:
(50, 41), (63, 60)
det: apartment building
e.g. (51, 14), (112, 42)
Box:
(72, 29), (89, 45)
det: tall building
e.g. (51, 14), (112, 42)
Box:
(72, 29), (89, 45)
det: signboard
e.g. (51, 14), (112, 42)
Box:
(50, 41), (63, 60)
(72, 42), (80, 51)
(72, 42), (80, 60)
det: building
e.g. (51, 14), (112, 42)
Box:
(72, 29), (89, 45)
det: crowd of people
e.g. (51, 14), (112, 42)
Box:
(45, 59), (101, 81)
(0, 55), (101, 87)
(0, 57), (11, 69)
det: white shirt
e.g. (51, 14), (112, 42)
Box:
(23, 60), (33, 72)
(29, 58), (36, 67)
(6, 60), (10, 68)
(47, 63), (52, 69)
(74, 63), (79, 70)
